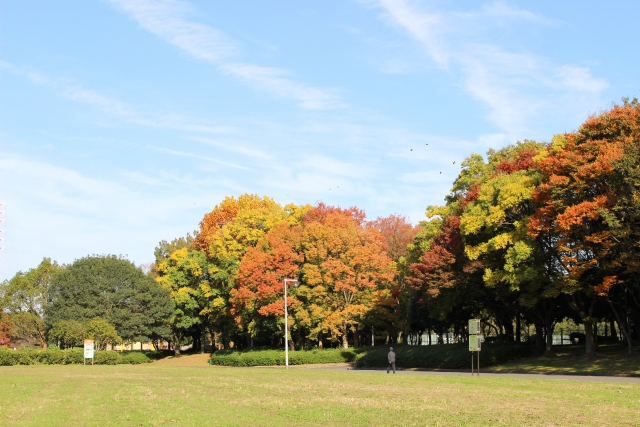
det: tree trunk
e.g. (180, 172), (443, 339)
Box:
(607, 299), (632, 355)
(515, 313), (521, 343)
(173, 332), (182, 356)
(504, 320), (515, 342)
(544, 319), (554, 357)
(534, 319), (545, 354)
(341, 323), (349, 349)
(584, 321), (596, 359)
(609, 319), (618, 341)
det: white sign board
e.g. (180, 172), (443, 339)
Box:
(84, 340), (94, 359)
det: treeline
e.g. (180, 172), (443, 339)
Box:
(0, 256), (172, 351)
(2, 100), (639, 358)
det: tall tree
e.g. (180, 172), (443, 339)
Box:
(1, 258), (60, 349)
(233, 222), (304, 349)
(155, 247), (210, 355)
(532, 100), (640, 357)
(47, 255), (172, 345)
(196, 194), (308, 347)
(300, 205), (395, 348)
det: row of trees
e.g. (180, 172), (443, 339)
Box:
(152, 100), (640, 358)
(2, 100), (638, 359)
(0, 256), (172, 350)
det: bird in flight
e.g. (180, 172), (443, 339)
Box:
(410, 149), (413, 151)
(453, 161), (456, 164)
(440, 171), (442, 174)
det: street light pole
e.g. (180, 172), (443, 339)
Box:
(284, 278), (298, 369)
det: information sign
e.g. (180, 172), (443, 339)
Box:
(469, 335), (480, 352)
(84, 339), (94, 359)
(468, 319), (480, 335)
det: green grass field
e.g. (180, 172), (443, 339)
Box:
(1, 364), (639, 426)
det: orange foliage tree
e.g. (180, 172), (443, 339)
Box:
(531, 100), (640, 356)
(232, 222), (304, 348)
(300, 204), (395, 348)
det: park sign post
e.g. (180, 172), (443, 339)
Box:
(469, 319), (480, 376)
(84, 339), (94, 366)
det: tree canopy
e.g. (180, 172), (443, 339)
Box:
(46, 255), (172, 344)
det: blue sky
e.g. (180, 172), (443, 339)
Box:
(1, 0), (638, 279)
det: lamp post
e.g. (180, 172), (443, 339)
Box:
(284, 278), (299, 369)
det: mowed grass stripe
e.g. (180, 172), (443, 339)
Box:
(1, 365), (639, 426)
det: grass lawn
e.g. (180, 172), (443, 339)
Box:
(1, 364), (639, 426)
(485, 342), (640, 376)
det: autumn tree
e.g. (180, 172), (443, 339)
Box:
(155, 247), (209, 355)
(195, 194), (308, 347)
(233, 222), (304, 349)
(532, 100), (640, 357)
(367, 215), (420, 343)
(300, 204), (395, 348)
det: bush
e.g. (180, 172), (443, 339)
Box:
(94, 351), (122, 365)
(38, 349), (67, 365)
(120, 351), (152, 364)
(354, 343), (533, 369)
(0, 348), (160, 366)
(64, 348), (85, 364)
(210, 348), (356, 367)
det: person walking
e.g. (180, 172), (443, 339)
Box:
(387, 347), (396, 374)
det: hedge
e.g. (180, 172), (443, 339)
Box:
(354, 343), (533, 369)
(210, 348), (357, 366)
(0, 348), (163, 366)
(209, 343), (532, 368)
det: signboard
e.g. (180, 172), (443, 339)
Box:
(468, 319), (480, 335)
(84, 339), (94, 359)
(469, 334), (481, 352)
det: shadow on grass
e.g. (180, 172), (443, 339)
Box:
(485, 341), (640, 376)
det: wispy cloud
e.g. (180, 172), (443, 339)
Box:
(1, 60), (238, 135)
(105, 0), (341, 110)
(219, 63), (342, 110)
(377, 0), (448, 67)
(368, 0), (608, 137)
(148, 145), (251, 170)
(106, 0), (236, 62)
(191, 136), (272, 160)
(459, 1), (559, 25)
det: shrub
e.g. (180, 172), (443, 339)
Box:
(94, 351), (122, 365)
(210, 348), (356, 367)
(64, 348), (85, 364)
(0, 348), (159, 366)
(38, 349), (67, 365)
(120, 351), (152, 364)
(354, 343), (533, 369)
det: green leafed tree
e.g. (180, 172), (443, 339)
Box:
(48, 319), (86, 349)
(0, 258), (61, 349)
(155, 247), (209, 355)
(46, 255), (173, 345)
(85, 317), (121, 350)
